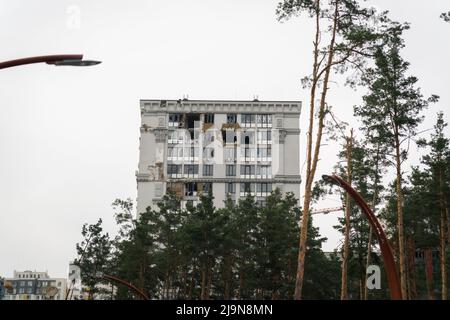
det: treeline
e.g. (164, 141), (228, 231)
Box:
(75, 191), (342, 300)
(315, 112), (450, 300)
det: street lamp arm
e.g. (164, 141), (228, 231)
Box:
(0, 54), (100, 69)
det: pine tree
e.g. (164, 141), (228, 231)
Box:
(417, 112), (450, 299)
(277, 0), (395, 299)
(355, 25), (438, 298)
(75, 219), (112, 299)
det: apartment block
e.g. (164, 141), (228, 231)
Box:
(136, 99), (301, 214)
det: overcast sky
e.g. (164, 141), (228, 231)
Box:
(0, 0), (449, 278)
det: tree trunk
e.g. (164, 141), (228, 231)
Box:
(439, 169), (447, 300)
(294, 0), (339, 300)
(394, 133), (407, 299)
(364, 227), (373, 300)
(440, 213), (447, 300)
(407, 236), (417, 299)
(224, 255), (232, 300)
(424, 248), (435, 300)
(200, 262), (207, 300)
(341, 131), (353, 300)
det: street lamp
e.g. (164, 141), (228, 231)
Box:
(322, 174), (403, 300)
(0, 54), (101, 70)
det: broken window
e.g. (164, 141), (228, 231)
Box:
(221, 129), (237, 144)
(186, 113), (200, 129)
(185, 182), (198, 196)
(203, 182), (213, 194)
(227, 114), (237, 124)
(168, 113), (183, 127)
(204, 113), (214, 124)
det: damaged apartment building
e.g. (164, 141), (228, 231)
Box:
(136, 99), (301, 214)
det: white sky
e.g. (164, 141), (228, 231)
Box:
(0, 0), (449, 278)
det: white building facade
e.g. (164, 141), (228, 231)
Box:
(136, 99), (301, 214)
(3, 271), (67, 300)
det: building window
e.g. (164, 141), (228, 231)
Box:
(203, 164), (213, 176)
(241, 114), (255, 126)
(203, 182), (213, 194)
(257, 145), (272, 158)
(185, 182), (198, 196)
(257, 199), (267, 207)
(184, 164), (199, 176)
(226, 183), (235, 194)
(227, 114), (237, 124)
(240, 165), (255, 176)
(241, 130), (254, 145)
(167, 164), (182, 176)
(257, 130), (272, 143)
(222, 130), (237, 144)
(204, 113), (214, 124)
(256, 183), (272, 195)
(28, 281), (33, 286)
(226, 165), (236, 176)
(168, 113), (183, 126)
(224, 147), (236, 161)
(257, 114), (272, 126)
(257, 165), (272, 177)
(240, 182), (255, 194)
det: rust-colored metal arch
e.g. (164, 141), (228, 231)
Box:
(102, 275), (150, 300)
(323, 174), (402, 300)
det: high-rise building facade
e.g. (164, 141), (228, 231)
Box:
(136, 99), (301, 214)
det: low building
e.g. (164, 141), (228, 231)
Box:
(0, 277), (5, 300)
(3, 270), (67, 300)
(66, 262), (113, 300)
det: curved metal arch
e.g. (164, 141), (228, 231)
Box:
(323, 174), (403, 300)
(102, 275), (150, 300)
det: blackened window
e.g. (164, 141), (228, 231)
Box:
(227, 114), (237, 124)
(203, 182), (213, 194)
(204, 113), (214, 123)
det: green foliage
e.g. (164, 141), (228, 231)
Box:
(74, 219), (112, 298)
(441, 12), (450, 22)
(74, 191), (342, 299)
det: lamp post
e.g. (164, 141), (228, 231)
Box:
(322, 174), (403, 300)
(0, 54), (101, 69)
